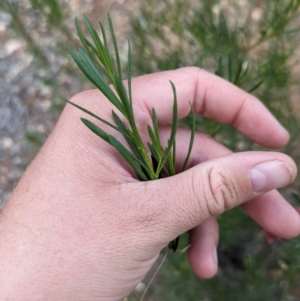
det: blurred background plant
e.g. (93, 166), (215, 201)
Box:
(1, 0), (300, 300)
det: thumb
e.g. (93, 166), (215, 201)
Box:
(150, 151), (297, 236)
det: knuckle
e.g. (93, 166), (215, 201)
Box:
(203, 164), (240, 216)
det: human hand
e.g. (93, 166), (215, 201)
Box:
(1, 67), (299, 301)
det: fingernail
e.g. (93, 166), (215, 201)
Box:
(213, 247), (218, 272)
(250, 161), (292, 193)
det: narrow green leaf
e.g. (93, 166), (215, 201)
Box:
(99, 21), (114, 73)
(70, 49), (93, 81)
(61, 97), (120, 133)
(240, 60), (249, 78)
(166, 140), (176, 176)
(172, 138), (176, 175)
(168, 236), (180, 252)
(170, 81), (179, 138)
(108, 135), (150, 180)
(81, 118), (110, 143)
(181, 102), (196, 172)
(82, 39), (112, 80)
(77, 33), (98, 57)
(112, 110), (131, 137)
(147, 143), (171, 178)
(114, 75), (132, 120)
(177, 244), (191, 254)
(127, 39), (133, 107)
(70, 49), (102, 85)
(167, 82), (178, 150)
(77, 48), (106, 84)
(112, 111), (147, 165)
(248, 79), (263, 93)
(75, 17), (112, 80)
(107, 13), (122, 79)
(228, 53), (232, 82)
(148, 142), (160, 175)
(155, 81), (178, 177)
(166, 139), (174, 176)
(75, 17), (89, 51)
(233, 59), (243, 86)
(83, 15), (109, 69)
(147, 142), (159, 164)
(83, 15), (102, 47)
(291, 192), (300, 205)
(215, 56), (223, 77)
(152, 108), (161, 154)
(147, 125), (156, 146)
(70, 49), (124, 114)
(82, 118), (148, 181)
(148, 143), (168, 177)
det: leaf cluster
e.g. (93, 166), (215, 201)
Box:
(68, 15), (195, 183)
(66, 15), (196, 251)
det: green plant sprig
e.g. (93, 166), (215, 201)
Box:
(66, 14), (196, 252)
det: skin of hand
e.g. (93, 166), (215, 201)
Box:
(0, 67), (299, 301)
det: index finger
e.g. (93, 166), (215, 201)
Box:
(132, 67), (289, 148)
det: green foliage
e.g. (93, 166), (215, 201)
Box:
(129, 1), (300, 300)
(67, 15), (196, 251)
(131, 0), (300, 152)
(25, 132), (44, 147)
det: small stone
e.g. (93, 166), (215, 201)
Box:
(36, 124), (46, 133)
(134, 282), (146, 293)
(5, 39), (24, 54)
(2, 137), (14, 149)
(0, 12), (12, 32)
(251, 8), (262, 21)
